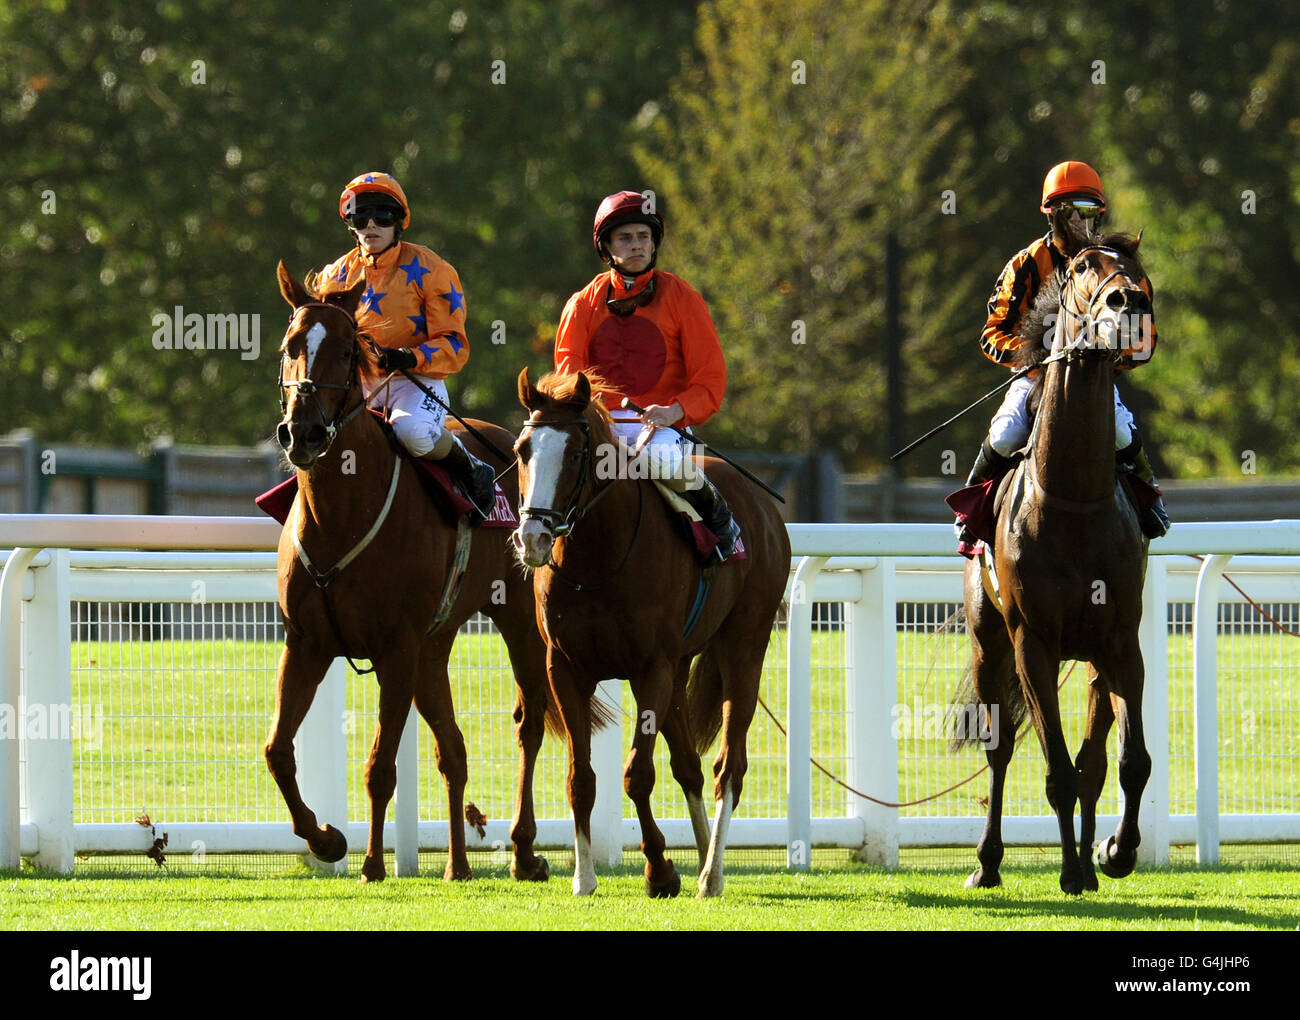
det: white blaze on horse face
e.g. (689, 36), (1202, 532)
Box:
(305, 321), (327, 374)
(517, 426), (572, 566)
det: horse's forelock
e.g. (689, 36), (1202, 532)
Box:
(533, 371), (614, 445)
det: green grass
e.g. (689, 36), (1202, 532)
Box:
(3, 852), (1296, 931)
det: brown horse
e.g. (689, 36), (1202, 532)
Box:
(265, 260), (559, 883)
(955, 238), (1155, 895)
(512, 369), (790, 898)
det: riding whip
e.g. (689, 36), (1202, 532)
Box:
(619, 399), (786, 504)
(394, 367), (514, 465)
(890, 367), (1032, 462)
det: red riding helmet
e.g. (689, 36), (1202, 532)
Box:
(1040, 161), (1107, 212)
(592, 190), (664, 261)
(339, 171), (411, 230)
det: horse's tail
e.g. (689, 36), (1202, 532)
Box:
(687, 645), (725, 756)
(945, 606), (1027, 751)
(588, 690), (619, 733)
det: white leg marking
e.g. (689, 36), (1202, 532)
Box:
(686, 791), (710, 869)
(573, 830), (597, 896)
(698, 782), (734, 898)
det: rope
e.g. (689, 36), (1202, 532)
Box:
(758, 556), (1299, 808)
(757, 662), (1077, 809)
(1186, 554), (1300, 638)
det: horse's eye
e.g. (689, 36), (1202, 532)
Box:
(562, 445), (581, 464)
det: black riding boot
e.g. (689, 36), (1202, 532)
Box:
(1116, 435), (1170, 538)
(954, 439), (1013, 556)
(438, 435), (499, 521)
(682, 476), (742, 563)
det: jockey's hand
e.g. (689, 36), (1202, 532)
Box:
(374, 346), (417, 372)
(642, 402), (685, 428)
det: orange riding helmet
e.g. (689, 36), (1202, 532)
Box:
(338, 172), (411, 230)
(1040, 161), (1107, 212)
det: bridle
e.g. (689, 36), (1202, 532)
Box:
(278, 302), (369, 452)
(515, 412), (643, 588)
(516, 414), (615, 537)
(1049, 246), (1147, 365)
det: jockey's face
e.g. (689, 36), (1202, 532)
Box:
(606, 223), (655, 274)
(352, 215), (397, 254)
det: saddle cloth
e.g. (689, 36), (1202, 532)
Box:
(652, 482), (747, 563)
(945, 461), (1162, 554)
(255, 458), (517, 528)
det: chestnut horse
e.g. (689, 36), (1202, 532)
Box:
(955, 238), (1155, 895)
(266, 260), (559, 883)
(513, 369), (790, 898)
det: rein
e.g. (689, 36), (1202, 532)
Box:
(278, 301), (370, 452)
(517, 412), (644, 590)
(1023, 246), (1142, 511)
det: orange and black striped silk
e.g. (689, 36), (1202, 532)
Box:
(980, 232), (1157, 370)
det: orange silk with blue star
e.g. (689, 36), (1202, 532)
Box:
(318, 240), (469, 381)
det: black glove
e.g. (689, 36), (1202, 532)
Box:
(374, 346), (417, 372)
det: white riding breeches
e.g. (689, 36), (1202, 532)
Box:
(988, 376), (1135, 458)
(363, 374), (449, 458)
(608, 414), (703, 492)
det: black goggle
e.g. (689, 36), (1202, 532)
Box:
(348, 208), (401, 229)
(1053, 200), (1104, 220)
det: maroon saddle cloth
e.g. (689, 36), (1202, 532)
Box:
(256, 430), (518, 529)
(945, 467), (1163, 549)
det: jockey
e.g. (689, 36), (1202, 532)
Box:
(955, 161), (1170, 556)
(554, 190), (742, 562)
(317, 171), (497, 517)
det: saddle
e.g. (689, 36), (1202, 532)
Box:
(652, 482), (747, 564)
(256, 411), (517, 529)
(945, 455), (1162, 556)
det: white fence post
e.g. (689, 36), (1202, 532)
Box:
(1193, 554), (1231, 865)
(847, 559), (898, 865)
(786, 555), (827, 870)
(297, 659), (348, 874)
(25, 549), (73, 873)
(0, 547), (42, 870)
(395, 703), (419, 876)
(590, 680), (624, 868)
(1138, 556), (1169, 866)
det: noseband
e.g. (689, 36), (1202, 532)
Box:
(279, 302), (368, 449)
(1051, 247), (1147, 364)
(516, 414), (600, 537)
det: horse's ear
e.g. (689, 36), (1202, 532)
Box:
(518, 366), (538, 410)
(1134, 228), (1143, 251)
(277, 260), (311, 309)
(327, 276), (367, 318)
(570, 372), (591, 409)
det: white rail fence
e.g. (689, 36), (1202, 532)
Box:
(2, 515), (1299, 875)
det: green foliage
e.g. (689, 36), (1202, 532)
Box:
(0, 0), (695, 447)
(3, 1), (1297, 479)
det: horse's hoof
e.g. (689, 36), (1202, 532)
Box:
(309, 824), (348, 864)
(1094, 835), (1137, 879)
(444, 862), (473, 882)
(360, 855), (386, 884)
(696, 871), (724, 898)
(1060, 872), (1084, 896)
(965, 867), (1001, 889)
(512, 855), (550, 882)
(645, 859), (681, 899)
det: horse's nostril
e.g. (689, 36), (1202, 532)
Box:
(1106, 290), (1126, 310)
(276, 423), (292, 450)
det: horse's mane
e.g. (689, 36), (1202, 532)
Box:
(532, 371), (616, 446)
(1007, 231), (1147, 370)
